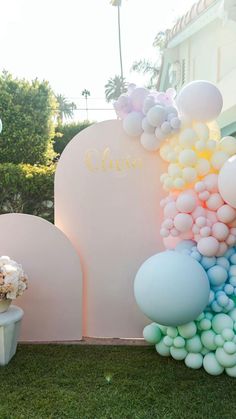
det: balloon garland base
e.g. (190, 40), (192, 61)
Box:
(144, 310), (236, 377)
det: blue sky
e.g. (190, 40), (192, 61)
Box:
(0, 0), (196, 121)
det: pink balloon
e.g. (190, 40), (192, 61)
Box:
(200, 226), (211, 237)
(199, 191), (210, 201)
(197, 236), (219, 256)
(196, 216), (207, 227)
(163, 236), (181, 249)
(192, 206), (206, 220)
(216, 242), (228, 257)
(204, 174), (219, 192)
(212, 222), (229, 241)
(195, 181), (205, 193)
(206, 210), (218, 225)
(176, 193), (196, 213)
(130, 87), (149, 112)
(174, 213), (193, 233)
(164, 202), (178, 218)
(226, 234), (236, 246)
(217, 205), (236, 223)
(206, 193), (224, 211)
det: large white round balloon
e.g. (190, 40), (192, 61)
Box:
(177, 81), (223, 122)
(134, 250), (210, 326)
(218, 156), (236, 208)
(123, 111), (143, 137)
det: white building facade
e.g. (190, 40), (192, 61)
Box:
(158, 0), (236, 136)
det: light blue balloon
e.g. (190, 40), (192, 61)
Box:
(143, 323), (162, 344)
(175, 240), (196, 253)
(201, 256), (216, 270)
(207, 266), (228, 286)
(134, 251), (210, 326)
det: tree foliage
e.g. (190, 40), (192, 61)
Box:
(0, 163), (55, 222)
(104, 75), (127, 102)
(55, 94), (76, 125)
(0, 71), (57, 165)
(53, 121), (93, 156)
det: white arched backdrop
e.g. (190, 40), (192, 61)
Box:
(55, 120), (166, 338)
(0, 214), (83, 342)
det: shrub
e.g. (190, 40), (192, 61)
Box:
(54, 121), (92, 156)
(0, 163), (55, 222)
(0, 71), (57, 165)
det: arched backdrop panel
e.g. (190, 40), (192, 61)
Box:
(55, 120), (166, 338)
(0, 214), (82, 341)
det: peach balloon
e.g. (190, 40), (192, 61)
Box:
(206, 193), (224, 211)
(197, 236), (220, 256)
(174, 213), (193, 233)
(217, 205), (236, 224)
(212, 222), (229, 241)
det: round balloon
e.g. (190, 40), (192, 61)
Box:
(218, 156), (236, 208)
(134, 250), (210, 326)
(177, 81), (223, 122)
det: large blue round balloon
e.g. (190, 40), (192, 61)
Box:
(134, 250), (210, 326)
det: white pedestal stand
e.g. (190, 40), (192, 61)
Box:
(0, 305), (24, 366)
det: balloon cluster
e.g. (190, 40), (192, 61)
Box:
(114, 85), (181, 151)
(118, 80), (236, 376)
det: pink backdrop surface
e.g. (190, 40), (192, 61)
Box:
(55, 120), (166, 338)
(0, 214), (82, 341)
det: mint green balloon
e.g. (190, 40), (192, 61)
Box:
(185, 353), (203, 369)
(170, 346), (187, 360)
(221, 328), (234, 341)
(224, 341), (236, 354)
(203, 352), (224, 375)
(226, 365), (236, 377)
(186, 335), (202, 353)
(173, 336), (185, 348)
(163, 336), (173, 347)
(167, 327), (178, 338)
(178, 322), (197, 339)
(201, 330), (217, 351)
(143, 323), (162, 344)
(212, 314), (233, 334)
(155, 340), (170, 356)
(215, 348), (236, 368)
(215, 334), (225, 347)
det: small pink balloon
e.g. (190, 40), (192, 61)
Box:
(174, 213), (193, 233)
(164, 202), (178, 218)
(195, 181), (206, 193)
(192, 225), (200, 234)
(163, 218), (174, 229)
(170, 228), (180, 237)
(206, 193), (224, 211)
(196, 216), (207, 227)
(130, 87), (149, 112)
(217, 205), (236, 224)
(216, 242), (228, 257)
(199, 191), (210, 201)
(163, 236), (181, 249)
(226, 234), (236, 246)
(197, 236), (220, 256)
(204, 174), (219, 192)
(230, 228), (236, 235)
(200, 226), (211, 237)
(160, 228), (169, 237)
(192, 206), (206, 220)
(212, 222), (229, 241)
(206, 210), (218, 225)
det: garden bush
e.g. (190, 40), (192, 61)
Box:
(54, 121), (92, 156)
(0, 71), (57, 165)
(0, 163), (55, 223)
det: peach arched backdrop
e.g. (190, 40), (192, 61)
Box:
(55, 120), (166, 338)
(0, 214), (82, 341)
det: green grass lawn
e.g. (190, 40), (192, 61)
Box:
(0, 344), (235, 419)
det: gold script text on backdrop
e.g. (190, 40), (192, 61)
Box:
(84, 147), (143, 172)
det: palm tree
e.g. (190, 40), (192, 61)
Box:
(56, 94), (76, 125)
(82, 89), (91, 120)
(110, 0), (123, 78)
(104, 75), (127, 102)
(131, 31), (167, 89)
(131, 60), (161, 90)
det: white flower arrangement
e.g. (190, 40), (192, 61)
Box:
(0, 256), (28, 300)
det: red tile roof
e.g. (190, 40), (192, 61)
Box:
(166, 0), (218, 43)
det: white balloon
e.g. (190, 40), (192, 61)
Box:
(219, 156), (236, 208)
(140, 132), (161, 151)
(220, 136), (236, 156)
(177, 81), (223, 122)
(122, 112), (143, 137)
(134, 251), (210, 326)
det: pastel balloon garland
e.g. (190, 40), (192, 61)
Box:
(114, 80), (236, 376)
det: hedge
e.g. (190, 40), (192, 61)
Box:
(54, 121), (92, 156)
(0, 164), (55, 223)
